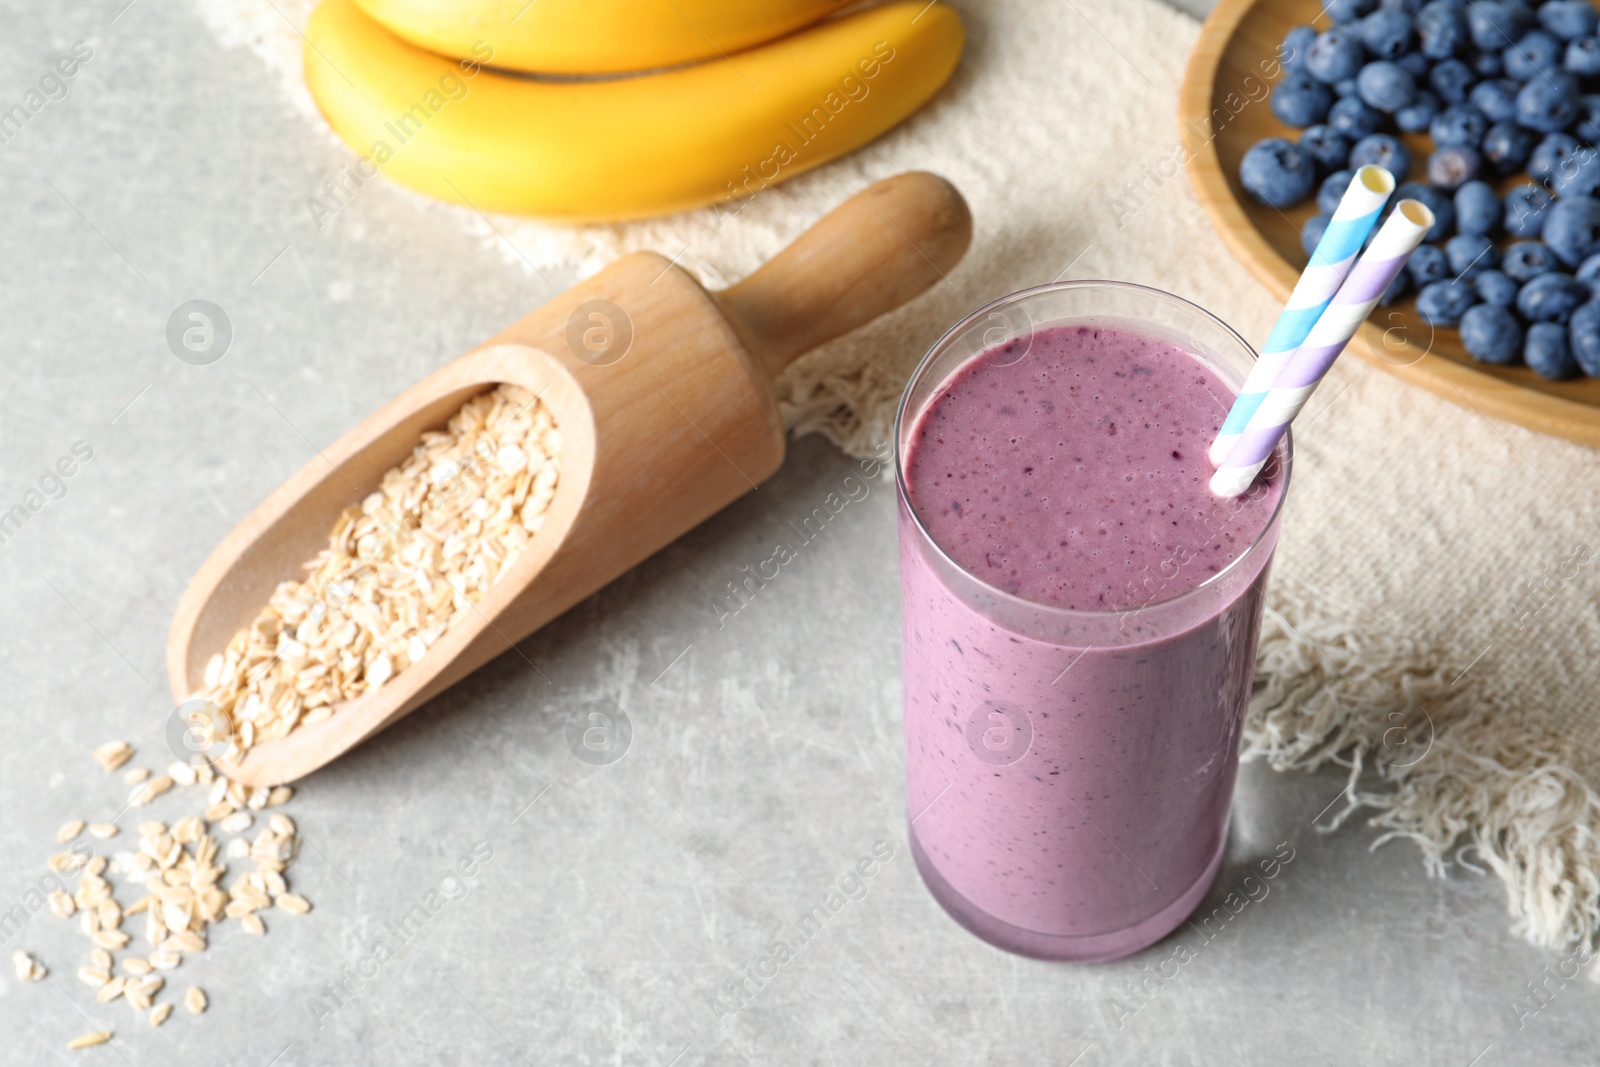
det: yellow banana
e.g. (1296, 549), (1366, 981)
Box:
(351, 0), (854, 74)
(303, 0), (964, 222)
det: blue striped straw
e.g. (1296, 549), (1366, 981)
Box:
(1210, 199), (1435, 499)
(1208, 165), (1396, 466)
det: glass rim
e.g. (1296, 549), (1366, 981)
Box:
(893, 278), (1294, 625)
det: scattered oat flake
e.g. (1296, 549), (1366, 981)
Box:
(87, 823), (119, 839)
(123, 767), (150, 784)
(128, 776), (173, 806)
(184, 986), (207, 1014)
(218, 811), (253, 834)
(67, 1030), (112, 1049)
(266, 785), (293, 806)
(57, 819), (86, 843)
(148, 1003), (172, 1027)
(276, 894), (311, 915)
(77, 966), (110, 987)
(93, 741), (133, 771)
(240, 913), (265, 936)
(12, 950), (45, 981)
(49, 889), (76, 918)
(48, 851), (87, 873)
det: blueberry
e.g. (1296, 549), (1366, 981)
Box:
(1525, 322), (1580, 378)
(1481, 121), (1537, 173)
(1273, 74), (1336, 127)
(1318, 169), (1357, 214)
(1360, 9), (1416, 57)
(1298, 125), (1351, 173)
(1503, 30), (1565, 80)
(1460, 304), (1525, 362)
(1350, 132), (1414, 179)
(1356, 60), (1418, 111)
(1281, 25), (1319, 72)
(1335, 78), (1362, 98)
(1408, 243), (1452, 286)
(1516, 73), (1580, 133)
(1455, 180), (1502, 235)
(1329, 96), (1387, 137)
(1470, 50), (1505, 78)
(1565, 36), (1600, 76)
(1419, 1), (1470, 58)
(1504, 182), (1555, 238)
(1428, 57), (1476, 102)
(1307, 27), (1369, 84)
(1416, 279), (1480, 325)
(1575, 253), (1600, 295)
(1430, 104), (1489, 147)
(1302, 212), (1334, 256)
(1476, 268), (1521, 305)
(1349, 132), (1414, 178)
(1529, 133), (1581, 184)
(1398, 180), (1457, 239)
(1574, 95), (1600, 144)
(1381, 0), (1423, 15)
(1516, 272), (1590, 321)
(1379, 269), (1414, 305)
(1468, 78), (1520, 122)
(1447, 232), (1500, 277)
(1569, 300), (1600, 374)
(1540, 0), (1599, 40)
(1542, 197), (1600, 265)
(1396, 89), (1442, 131)
(1327, 0), (1379, 23)
(1467, 2), (1533, 51)
(1240, 138), (1319, 208)
(1504, 240), (1559, 280)
(1551, 149), (1600, 197)
(1396, 51), (1432, 77)
(1428, 145), (1481, 189)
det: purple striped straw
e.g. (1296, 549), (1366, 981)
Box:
(1210, 199), (1436, 499)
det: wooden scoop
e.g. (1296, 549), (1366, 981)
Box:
(168, 171), (972, 786)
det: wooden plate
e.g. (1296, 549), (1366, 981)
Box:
(1181, 0), (1600, 447)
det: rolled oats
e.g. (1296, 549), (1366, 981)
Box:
(192, 385), (560, 755)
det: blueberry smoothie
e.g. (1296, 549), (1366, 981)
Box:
(897, 315), (1287, 961)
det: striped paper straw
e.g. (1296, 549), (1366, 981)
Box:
(1210, 198), (1436, 499)
(1208, 165), (1396, 466)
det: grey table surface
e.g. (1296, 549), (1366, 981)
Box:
(1, 1), (1595, 1064)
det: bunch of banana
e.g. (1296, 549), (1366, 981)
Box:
(304, 0), (964, 221)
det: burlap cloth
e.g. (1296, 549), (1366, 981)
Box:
(199, 0), (1600, 959)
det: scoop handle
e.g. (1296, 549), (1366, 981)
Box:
(713, 171), (972, 378)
